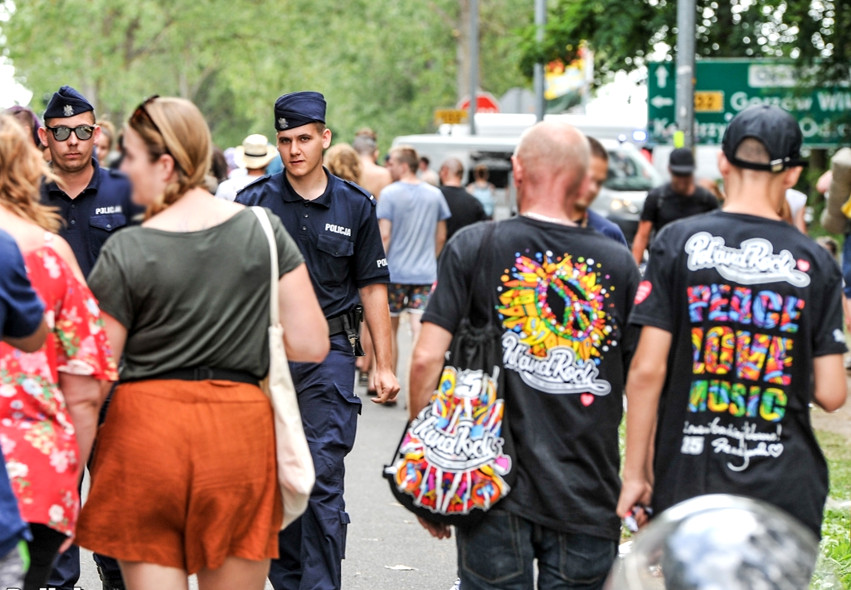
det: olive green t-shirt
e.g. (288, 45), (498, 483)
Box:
(89, 207), (304, 381)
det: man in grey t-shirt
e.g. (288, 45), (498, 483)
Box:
(377, 145), (451, 381)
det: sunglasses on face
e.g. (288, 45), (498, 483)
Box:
(46, 124), (96, 141)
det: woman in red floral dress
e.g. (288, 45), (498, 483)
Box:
(0, 114), (117, 590)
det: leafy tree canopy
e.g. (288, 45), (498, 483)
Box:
(1, 0), (532, 149)
(520, 0), (849, 86)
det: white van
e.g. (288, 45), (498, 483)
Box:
(593, 138), (663, 243)
(390, 132), (518, 218)
(391, 126), (661, 244)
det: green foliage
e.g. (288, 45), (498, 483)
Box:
(519, 0), (662, 81)
(617, 418), (851, 585)
(523, 1), (851, 87)
(816, 430), (851, 587)
(2, 0), (532, 150)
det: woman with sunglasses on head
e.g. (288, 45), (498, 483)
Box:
(75, 96), (329, 590)
(0, 114), (118, 590)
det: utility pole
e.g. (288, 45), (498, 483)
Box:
(534, 0), (546, 122)
(469, 0), (479, 135)
(676, 0), (696, 148)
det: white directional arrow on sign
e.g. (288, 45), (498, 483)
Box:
(656, 65), (669, 89)
(650, 95), (674, 108)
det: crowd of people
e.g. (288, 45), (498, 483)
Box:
(0, 82), (845, 590)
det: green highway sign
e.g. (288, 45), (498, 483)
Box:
(648, 59), (850, 147)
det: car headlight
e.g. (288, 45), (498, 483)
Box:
(609, 198), (641, 215)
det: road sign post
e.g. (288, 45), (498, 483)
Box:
(675, 0), (696, 148)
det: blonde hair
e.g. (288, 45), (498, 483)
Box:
(98, 119), (116, 152)
(128, 97), (211, 218)
(324, 143), (362, 183)
(0, 114), (61, 232)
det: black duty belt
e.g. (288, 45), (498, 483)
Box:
(121, 366), (260, 386)
(327, 314), (348, 336)
(327, 306), (365, 356)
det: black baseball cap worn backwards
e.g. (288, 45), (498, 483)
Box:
(721, 105), (808, 173)
(44, 85), (94, 120)
(274, 91), (326, 132)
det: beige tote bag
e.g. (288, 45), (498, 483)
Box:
(252, 206), (315, 530)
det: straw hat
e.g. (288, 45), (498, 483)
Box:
(235, 134), (276, 169)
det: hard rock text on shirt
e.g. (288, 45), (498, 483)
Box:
(685, 232), (811, 287)
(501, 332), (611, 396)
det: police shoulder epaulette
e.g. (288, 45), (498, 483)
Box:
(343, 179), (377, 205)
(243, 174), (272, 190)
(236, 175), (274, 200)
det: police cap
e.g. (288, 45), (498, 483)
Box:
(44, 85), (94, 120)
(274, 91), (326, 132)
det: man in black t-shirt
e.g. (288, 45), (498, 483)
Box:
(631, 147), (719, 264)
(618, 105), (847, 542)
(410, 122), (639, 590)
(438, 158), (487, 240)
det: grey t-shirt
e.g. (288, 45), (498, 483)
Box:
(377, 181), (451, 284)
(89, 207), (303, 381)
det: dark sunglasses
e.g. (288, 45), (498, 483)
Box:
(45, 124), (95, 142)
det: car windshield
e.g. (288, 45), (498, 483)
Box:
(605, 146), (662, 191)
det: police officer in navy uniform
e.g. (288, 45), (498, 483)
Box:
(39, 86), (143, 278)
(38, 86), (139, 590)
(237, 91), (399, 590)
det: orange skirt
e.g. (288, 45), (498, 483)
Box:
(76, 379), (282, 574)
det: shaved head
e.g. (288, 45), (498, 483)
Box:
(440, 157), (464, 180)
(352, 133), (377, 155)
(514, 122), (590, 198)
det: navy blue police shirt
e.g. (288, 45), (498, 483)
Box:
(586, 209), (629, 247)
(236, 169), (389, 318)
(40, 160), (142, 278)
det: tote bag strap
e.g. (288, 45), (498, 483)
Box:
(251, 206), (279, 327)
(460, 221), (498, 319)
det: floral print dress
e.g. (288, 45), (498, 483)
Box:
(0, 243), (117, 536)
